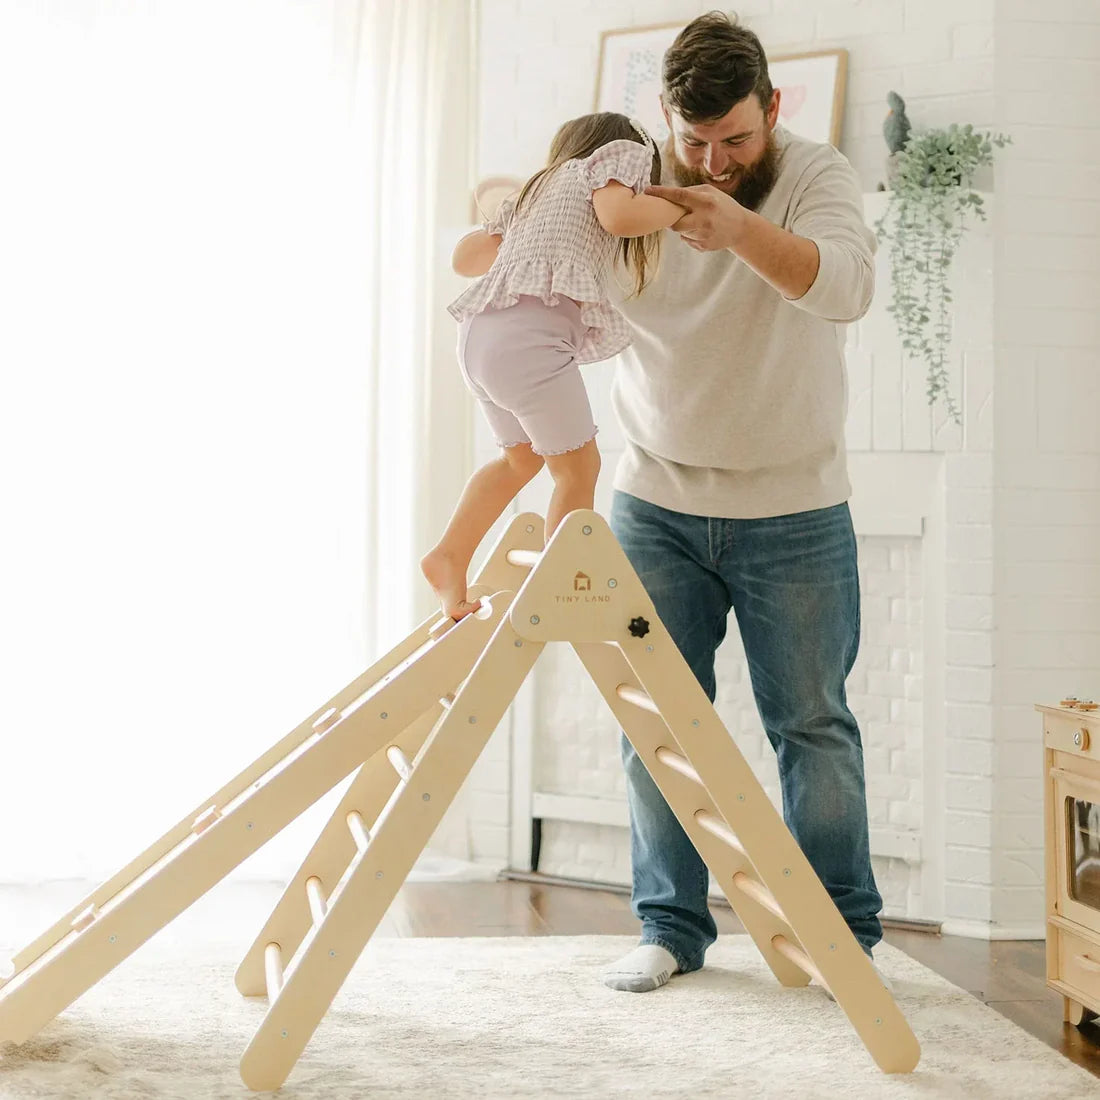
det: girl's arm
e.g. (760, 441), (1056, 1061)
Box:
(591, 181), (686, 238)
(452, 230), (503, 277)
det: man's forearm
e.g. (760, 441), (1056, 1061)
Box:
(727, 209), (819, 301)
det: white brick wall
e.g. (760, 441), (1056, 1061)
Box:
(477, 0), (997, 194)
(988, 3), (1100, 937)
(454, 0), (1096, 939)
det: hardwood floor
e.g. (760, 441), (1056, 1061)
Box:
(377, 879), (1100, 1079)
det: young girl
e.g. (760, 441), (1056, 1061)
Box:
(421, 112), (686, 621)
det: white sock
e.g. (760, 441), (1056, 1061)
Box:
(602, 944), (679, 993)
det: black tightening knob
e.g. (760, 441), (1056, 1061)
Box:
(628, 616), (650, 638)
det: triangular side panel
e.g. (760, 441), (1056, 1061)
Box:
(509, 510), (657, 644)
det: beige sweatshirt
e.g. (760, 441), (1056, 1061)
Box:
(610, 126), (875, 519)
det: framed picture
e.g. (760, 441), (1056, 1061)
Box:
(594, 22), (847, 148)
(768, 50), (848, 147)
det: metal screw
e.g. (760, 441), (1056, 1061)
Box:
(646, 645), (654, 653)
(468, 715), (477, 724)
(829, 943), (836, 951)
(692, 719), (700, 727)
(329, 950), (336, 957)
(281, 1030), (288, 1038)
(875, 1018), (882, 1026)
(608, 578), (617, 588)
(422, 793), (431, 801)
(376, 871), (384, 879)
(582, 525), (592, 535)
(246, 822), (254, 830)
(526, 524), (534, 533)
(783, 868), (791, 877)
(380, 712), (388, 719)
(530, 615), (540, 625)
(514, 639), (523, 647)
(109, 935), (117, 944)
(738, 794), (745, 802)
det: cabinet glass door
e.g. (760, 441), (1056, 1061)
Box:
(1067, 795), (1100, 912)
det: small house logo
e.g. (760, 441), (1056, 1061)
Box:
(554, 570), (610, 604)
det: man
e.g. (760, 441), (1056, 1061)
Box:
(601, 11), (885, 994)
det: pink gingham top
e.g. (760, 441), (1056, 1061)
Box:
(447, 139), (653, 364)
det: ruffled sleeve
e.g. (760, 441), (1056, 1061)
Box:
(484, 194), (517, 237)
(579, 139), (653, 199)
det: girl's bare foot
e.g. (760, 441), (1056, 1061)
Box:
(420, 548), (481, 621)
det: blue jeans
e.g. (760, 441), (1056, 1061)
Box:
(610, 490), (883, 971)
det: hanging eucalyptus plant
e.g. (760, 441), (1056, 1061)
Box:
(874, 108), (1010, 425)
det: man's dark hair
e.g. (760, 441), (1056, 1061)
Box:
(663, 11), (774, 123)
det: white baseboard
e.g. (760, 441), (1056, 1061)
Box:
(941, 918), (1046, 941)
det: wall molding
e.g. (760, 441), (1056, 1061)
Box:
(941, 918), (1045, 942)
(531, 792), (922, 863)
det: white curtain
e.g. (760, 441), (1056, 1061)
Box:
(341, 0), (467, 643)
(0, 0), (471, 882)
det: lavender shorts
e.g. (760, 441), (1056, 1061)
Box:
(457, 295), (597, 456)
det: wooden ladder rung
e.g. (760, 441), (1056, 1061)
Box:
(654, 745), (701, 784)
(772, 933), (826, 988)
(311, 707), (341, 735)
(70, 905), (98, 932)
(191, 806), (221, 835)
(616, 683), (658, 715)
(505, 549), (541, 569)
(305, 877), (327, 926)
(264, 942), (284, 1001)
(386, 746), (412, 781)
(732, 870), (789, 924)
(693, 808), (745, 856)
(346, 811), (371, 853)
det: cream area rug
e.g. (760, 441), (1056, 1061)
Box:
(0, 934), (1096, 1099)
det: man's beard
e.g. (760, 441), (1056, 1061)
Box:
(669, 126), (780, 211)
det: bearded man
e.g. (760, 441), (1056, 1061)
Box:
(602, 11), (887, 994)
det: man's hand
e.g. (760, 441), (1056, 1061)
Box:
(647, 182), (822, 300)
(644, 184), (749, 252)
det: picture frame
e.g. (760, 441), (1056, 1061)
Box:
(594, 21), (847, 148)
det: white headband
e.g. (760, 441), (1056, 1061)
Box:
(628, 117), (655, 154)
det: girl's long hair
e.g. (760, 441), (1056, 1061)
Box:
(513, 112), (662, 298)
